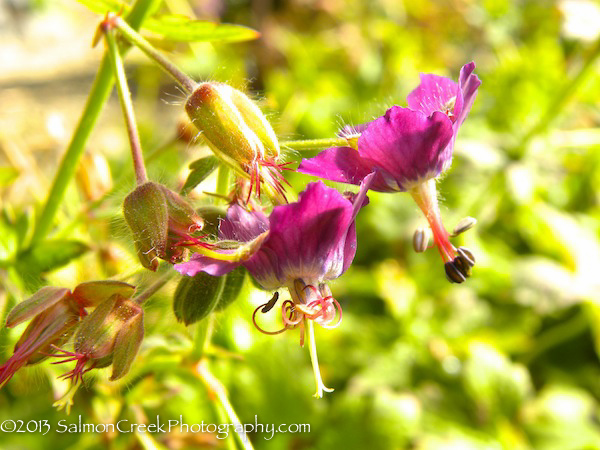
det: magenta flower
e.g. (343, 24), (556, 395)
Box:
(298, 62), (481, 282)
(175, 174), (374, 397)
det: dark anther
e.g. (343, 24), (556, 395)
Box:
(453, 256), (472, 278)
(445, 261), (466, 283)
(261, 292), (279, 313)
(456, 247), (476, 267)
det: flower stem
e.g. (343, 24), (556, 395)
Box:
(216, 164), (231, 201)
(104, 29), (148, 185)
(197, 359), (254, 450)
(29, 0), (160, 248)
(114, 17), (197, 95)
(281, 137), (349, 151)
(305, 319), (333, 399)
(133, 270), (174, 305)
(409, 180), (455, 262)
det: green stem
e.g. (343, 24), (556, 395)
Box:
(134, 270), (174, 305)
(29, 0), (160, 248)
(191, 314), (214, 360)
(104, 29), (148, 185)
(518, 37), (600, 151)
(197, 360), (254, 450)
(281, 137), (349, 151)
(114, 17), (197, 94)
(216, 165), (231, 201)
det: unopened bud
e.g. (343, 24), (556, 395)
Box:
(124, 182), (204, 270)
(123, 182), (168, 271)
(176, 116), (200, 145)
(6, 286), (71, 328)
(72, 280), (135, 307)
(74, 295), (144, 380)
(159, 184), (204, 235)
(77, 152), (112, 201)
(185, 82), (279, 170)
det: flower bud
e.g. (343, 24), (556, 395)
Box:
(0, 280), (136, 387)
(77, 151), (112, 202)
(123, 181), (204, 270)
(185, 83), (284, 202)
(73, 295), (144, 381)
(228, 87), (279, 160)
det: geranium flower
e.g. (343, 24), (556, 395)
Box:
(298, 62), (481, 282)
(175, 174), (374, 397)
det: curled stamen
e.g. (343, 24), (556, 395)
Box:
(282, 300), (303, 327)
(252, 301), (289, 335)
(316, 298), (343, 329)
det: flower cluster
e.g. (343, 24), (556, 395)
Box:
(2, 60), (480, 402)
(0, 281), (137, 387)
(299, 62), (481, 282)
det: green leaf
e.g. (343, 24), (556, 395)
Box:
(15, 239), (89, 275)
(0, 167), (19, 186)
(216, 267), (246, 311)
(180, 156), (220, 195)
(173, 272), (225, 325)
(145, 15), (260, 43)
(76, 0), (126, 15)
(76, 3), (260, 43)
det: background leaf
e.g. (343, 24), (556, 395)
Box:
(145, 15), (260, 43)
(15, 240), (89, 275)
(180, 156), (220, 195)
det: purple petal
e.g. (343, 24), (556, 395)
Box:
(250, 182), (355, 284)
(297, 147), (396, 192)
(340, 173), (375, 273)
(174, 254), (241, 277)
(297, 147), (374, 186)
(456, 61), (481, 128)
(218, 204), (269, 242)
(407, 73), (461, 118)
(358, 106), (454, 188)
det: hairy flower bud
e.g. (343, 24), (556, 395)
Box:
(0, 281), (134, 387)
(185, 82), (286, 203)
(64, 295), (144, 381)
(123, 181), (204, 270)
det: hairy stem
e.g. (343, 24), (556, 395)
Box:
(134, 270), (174, 305)
(281, 137), (349, 151)
(104, 29), (148, 185)
(114, 17), (197, 94)
(29, 0), (160, 247)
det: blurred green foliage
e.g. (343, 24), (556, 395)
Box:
(1, 0), (600, 449)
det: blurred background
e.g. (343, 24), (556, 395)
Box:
(1, 0), (600, 448)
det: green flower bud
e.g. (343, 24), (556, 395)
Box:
(185, 83), (285, 204)
(123, 181), (204, 270)
(73, 295), (144, 381)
